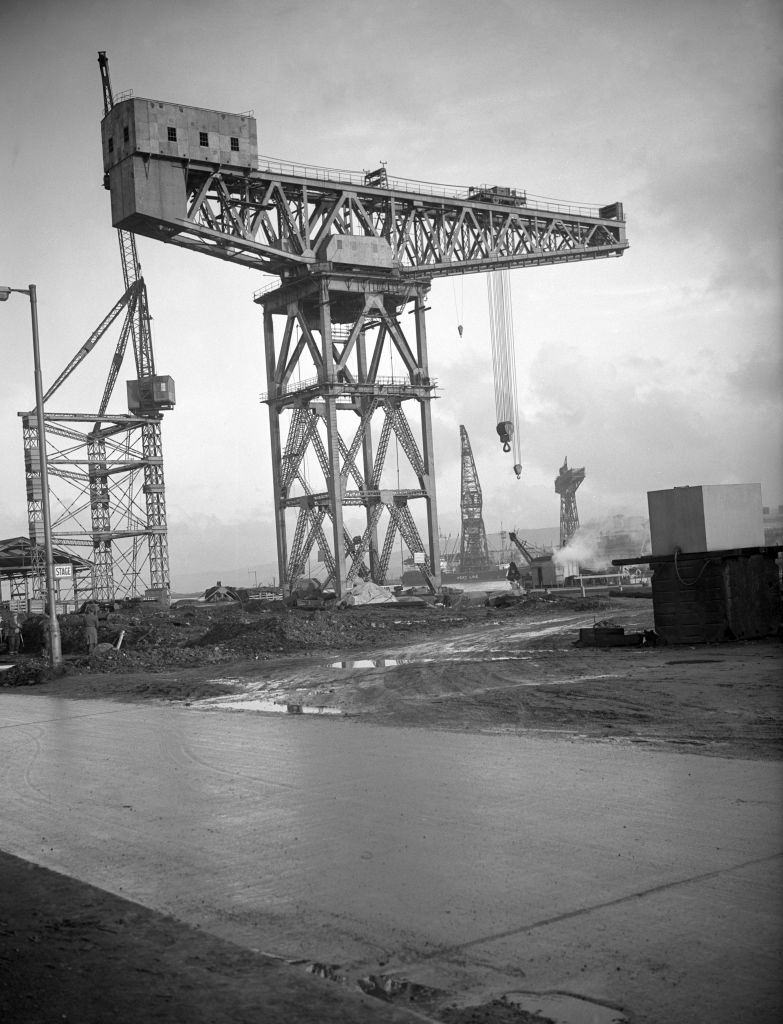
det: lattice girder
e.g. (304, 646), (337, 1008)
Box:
(113, 157), (627, 279)
(20, 411), (170, 601)
(459, 425), (491, 573)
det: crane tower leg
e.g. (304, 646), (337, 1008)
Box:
(87, 434), (115, 600)
(260, 270), (441, 598)
(356, 330), (380, 579)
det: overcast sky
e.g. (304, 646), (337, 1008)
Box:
(1, 0), (781, 588)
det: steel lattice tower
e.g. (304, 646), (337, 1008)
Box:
(260, 269), (440, 593)
(458, 426), (491, 574)
(555, 457), (586, 547)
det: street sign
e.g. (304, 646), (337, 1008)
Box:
(54, 564), (73, 579)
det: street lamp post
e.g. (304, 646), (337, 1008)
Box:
(0, 283), (63, 667)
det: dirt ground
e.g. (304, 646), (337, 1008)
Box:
(6, 592), (782, 760)
(2, 591), (781, 1023)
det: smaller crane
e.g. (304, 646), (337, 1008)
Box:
(508, 532), (536, 566)
(459, 426), (492, 575)
(555, 457), (585, 547)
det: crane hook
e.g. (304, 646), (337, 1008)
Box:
(497, 420), (513, 453)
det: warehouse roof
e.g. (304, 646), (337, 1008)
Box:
(0, 537), (92, 575)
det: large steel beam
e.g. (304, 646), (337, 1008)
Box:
(101, 99), (627, 280)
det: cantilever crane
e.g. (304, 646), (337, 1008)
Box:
(98, 67), (627, 598)
(556, 457), (586, 547)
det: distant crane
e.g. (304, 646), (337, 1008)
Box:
(97, 62), (627, 597)
(555, 457), (585, 547)
(459, 426), (492, 575)
(508, 531), (536, 566)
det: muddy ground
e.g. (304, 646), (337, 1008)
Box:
(6, 592), (782, 760)
(2, 592), (781, 1023)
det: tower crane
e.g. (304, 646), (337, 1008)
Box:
(98, 60), (627, 598)
(19, 54), (173, 603)
(458, 426), (491, 576)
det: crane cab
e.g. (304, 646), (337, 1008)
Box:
(102, 97), (258, 173)
(127, 376), (176, 413)
(102, 98), (258, 235)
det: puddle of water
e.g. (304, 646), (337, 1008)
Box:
(510, 992), (628, 1024)
(202, 698), (341, 716)
(331, 658), (403, 669)
(330, 653), (536, 669)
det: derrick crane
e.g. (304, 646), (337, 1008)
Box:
(508, 532), (535, 566)
(458, 426), (491, 575)
(98, 74), (627, 598)
(555, 457), (585, 547)
(19, 53), (173, 604)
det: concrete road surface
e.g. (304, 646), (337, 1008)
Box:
(1, 693), (781, 1023)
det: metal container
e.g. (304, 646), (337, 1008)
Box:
(647, 484), (764, 556)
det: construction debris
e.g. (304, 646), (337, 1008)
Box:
(574, 621), (659, 647)
(0, 592), (614, 679)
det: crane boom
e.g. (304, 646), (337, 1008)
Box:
(508, 531), (535, 566)
(101, 97), (627, 281)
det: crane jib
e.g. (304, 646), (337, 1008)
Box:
(100, 97), (628, 280)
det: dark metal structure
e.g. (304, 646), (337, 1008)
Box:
(98, 75), (627, 597)
(613, 547), (782, 644)
(555, 457), (585, 547)
(458, 426), (491, 575)
(18, 54), (172, 604)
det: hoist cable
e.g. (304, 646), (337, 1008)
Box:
(486, 270), (522, 467)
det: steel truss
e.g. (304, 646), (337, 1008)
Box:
(21, 407), (168, 601)
(555, 457), (585, 548)
(19, 262), (171, 602)
(458, 426), (491, 574)
(110, 146), (627, 279)
(260, 269), (441, 596)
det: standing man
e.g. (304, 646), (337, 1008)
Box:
(8, 612), (23, 655)
(83, 607), (99, 654)
(506, 560), (521, 591)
